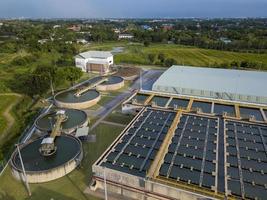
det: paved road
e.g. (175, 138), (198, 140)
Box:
(101, 120), (127, 127)
(90, 69), (163, 130)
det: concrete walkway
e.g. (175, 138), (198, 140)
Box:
(100, 120), (127, 127)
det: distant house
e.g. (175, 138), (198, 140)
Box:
(118, 34), (134, 40)
(68, 25), (81, 32)
(220, 37), (232, 44)
(38, 39), (49, 44)
(113, 28), (121, 34)
(76, 39), (89, 44)
(75, 51), (113, 74)
(53, 25), (61, 29)
(162, 24), (174, 31)
(141, 25), (153, 31)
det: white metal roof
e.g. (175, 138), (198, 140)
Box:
(152, 65), (267, 98)
(77, 51), (112, 59)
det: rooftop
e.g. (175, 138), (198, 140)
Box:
(152, 65), (267, 99)
(77, 51), (113, 59)
(96, 106), (267, 199)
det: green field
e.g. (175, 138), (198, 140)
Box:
(0, 51), (61, 93)
(104, 109), (134, 125)
(0, 123), (124, 200)
(81, 42), (267, 69)
(0, 95), (18, 133)
(115, 44), (267, 69)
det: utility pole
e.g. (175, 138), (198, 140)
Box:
(49, 73), (54, 96)
(16, 144), (31, 196)
(104, 167), (108, 200)
(140, 69), (142, 91)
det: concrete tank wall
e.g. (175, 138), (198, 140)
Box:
(54, 94), (101, 109)
(11, 152), (83, 183)
(35, 112), (89, 134)
(96, 81), (124, 91)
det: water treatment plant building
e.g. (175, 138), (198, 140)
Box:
(75, 51), (113, 74)
(92, 66), (267, 200)
(152, 65), (267, 105)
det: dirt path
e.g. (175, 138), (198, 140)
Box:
(0, 93), (23, 140)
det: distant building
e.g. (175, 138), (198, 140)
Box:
(162, 24), (174, 31)
(118, 34), (134, 40)
(38, 39), (49, 44)
(76, 39), (89, 44)
(68, 25), (81, 32)
(152, 65), (267, 104)
(220, 37), (232, 44)
(141, 25), (153, 31)
(53, 25), (61, 29)
(113, 28), (121, 34)
(75, 51), (113, 74)
(65, 41), (73, 44)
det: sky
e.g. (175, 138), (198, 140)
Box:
(0, 0), (267, 18)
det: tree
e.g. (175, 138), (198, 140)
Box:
(147, 53), (156, 64)
(63, 67), (83, 85)
(158, 53), (165, 63)
(164, 58), (177, 67)
(230, 61), (239, 69)
(144, 41), (150, 47)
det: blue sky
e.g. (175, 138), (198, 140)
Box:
(0, 0), (267, 18)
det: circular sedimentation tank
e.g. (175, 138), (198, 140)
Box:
(11, 135), (83, 183)
(35, 109), (88, 134)
(54, 89), (100, 109)
(96, 76), (124, 91)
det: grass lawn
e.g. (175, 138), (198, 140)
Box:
(114, 43), (267, 69)
(104, 109), (134, 125)
(0, 95), (20, 135)
(79, 41), (129, 52)
(88, 95), (114, 111)
(0, 123), (124, 200)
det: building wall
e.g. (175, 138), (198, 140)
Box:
(75, 57), (87, 72)
(152, 65), (267, 105)
(152, 85), (267, 105)
(92, 165), (213, 200)
(75, 56), (113, 73)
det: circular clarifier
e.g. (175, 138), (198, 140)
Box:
(96, 76), (124, 91)
(35, 109), (88, 134)
(11, 135), (83, 183)
(54, 89), (100, 109)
